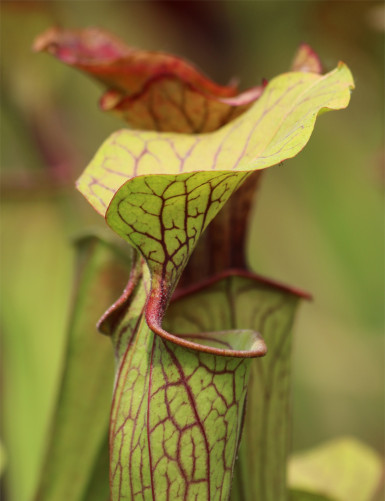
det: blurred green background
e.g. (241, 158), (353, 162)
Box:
(1, 2), (383, 500)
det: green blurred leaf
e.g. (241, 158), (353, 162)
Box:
(0, 440), (6, 477)
(288, 437), (384, 501)
(34, 234), (131, 501)
(1, 199), (73, 501)
(82, 434), (110, 501)
(289, 489), (335, 501)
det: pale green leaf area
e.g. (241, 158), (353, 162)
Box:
(33, 235), (132, 501)
(288, 437), (384, 501)
(78, 63), (353, 217)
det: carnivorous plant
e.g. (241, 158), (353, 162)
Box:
(33, 28), (358, 501)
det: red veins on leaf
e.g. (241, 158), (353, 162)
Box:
(33, 26), (266, 133)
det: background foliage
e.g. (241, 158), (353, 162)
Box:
(1, 2), (383, 501)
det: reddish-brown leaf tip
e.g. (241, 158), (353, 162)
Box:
(291, 43), (323, 74)
(32, 26), (268, 132)
(32, 26), (130, 64)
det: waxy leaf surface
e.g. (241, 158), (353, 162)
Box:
(34, 235), (131, 501)
(77, 63), (353, 352)
(33, 27), (264, 132)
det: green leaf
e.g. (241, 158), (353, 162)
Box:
(0, 440), (6, 478)
(110, 324), (252, 500)
(226, 274), (308, 501)
(289, 489), (335, 501)
(34, 234), (131, 501)
(97, 248), (265, 501)
(107, 270), (304, 500)
(288, 437), (384, 501)
(77, 63), (353, 217)
(106, 170), (267, 355)
(77, 63), (353, 354)
(1, 199), (73, 501)
(82, 434), (110, 501)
